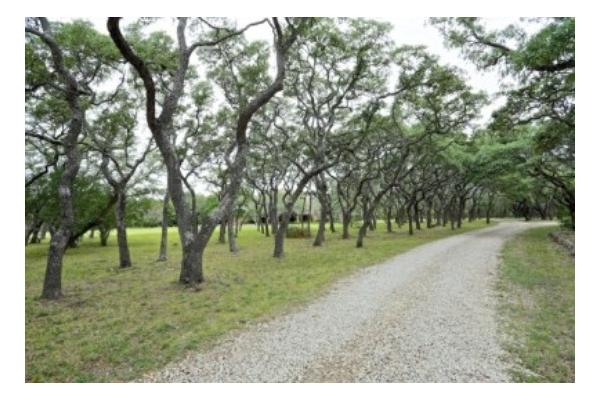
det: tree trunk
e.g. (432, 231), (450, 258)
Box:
(356, 222), (369, 248)
(115, 191), (132, 268)
(457, 196), (465, 228)
(218, 219), (227, 244)
(328, 194), (336, 233)
(178, 241), (204, 284)
(386, 207), (393, 233)
(100, 227), (110, 246)
(300, 195), (306, 232)
(342, 211), (351, 239)
(228, 217), (238, 254)
(426, 201), (433, 228)
(158, 192), (169, 261)
(407, 206), (414, 235)
(89, 228), (95, 239)
(313, 177), (327, 247)
(414, 202), (421, 230)
(273, 209), (291, 258)
(307, 194), (312, 237)
(262, 194), (270, 237)
(29, 221), (43, 244)
(269, 188), (278, 237)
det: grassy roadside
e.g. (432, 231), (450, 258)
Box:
(497, 226), (575, 382)
(26, 219), (493, 382)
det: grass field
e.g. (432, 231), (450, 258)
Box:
(498, 226), (575, 382)
(26, 219), (493, 382)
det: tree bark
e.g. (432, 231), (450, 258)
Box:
(413, 201), (421, 230)
(100, 226), (110, 246)
(273, 209), (291, 258)
(341, 211), (351, 239)
(269, 188), (278, 237)
(157, 192), (169, 261)
(313, 176), (327, 247)
(218, 219), (227, 244)
(328, 194), (336, 233)
(426, 200), (433, 228)
(228, 217), (238, 254)
(386, 206), (393, 233)
(114, 191), (132, 268)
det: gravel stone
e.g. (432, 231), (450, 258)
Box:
(142, 221), (555, 382)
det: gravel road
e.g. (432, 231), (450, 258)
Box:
(142, 221), (554, 382)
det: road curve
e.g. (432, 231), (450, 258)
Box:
(143, 221), (555, 382)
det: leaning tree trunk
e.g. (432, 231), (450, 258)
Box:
(157, 192), (169, 261)
(114, 191), (132, 268)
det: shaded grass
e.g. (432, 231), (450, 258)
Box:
(26, 219), (493, 382)
(498, 226), (575, 382)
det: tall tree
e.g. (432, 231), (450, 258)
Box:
(26, 18), (118, 299)
(108, 17), (307, 285)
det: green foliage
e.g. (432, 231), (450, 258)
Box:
(27, 170), (114, 233)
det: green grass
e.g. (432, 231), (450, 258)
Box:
(498, 226), (575, 382)
(26, 219), (493, 382)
